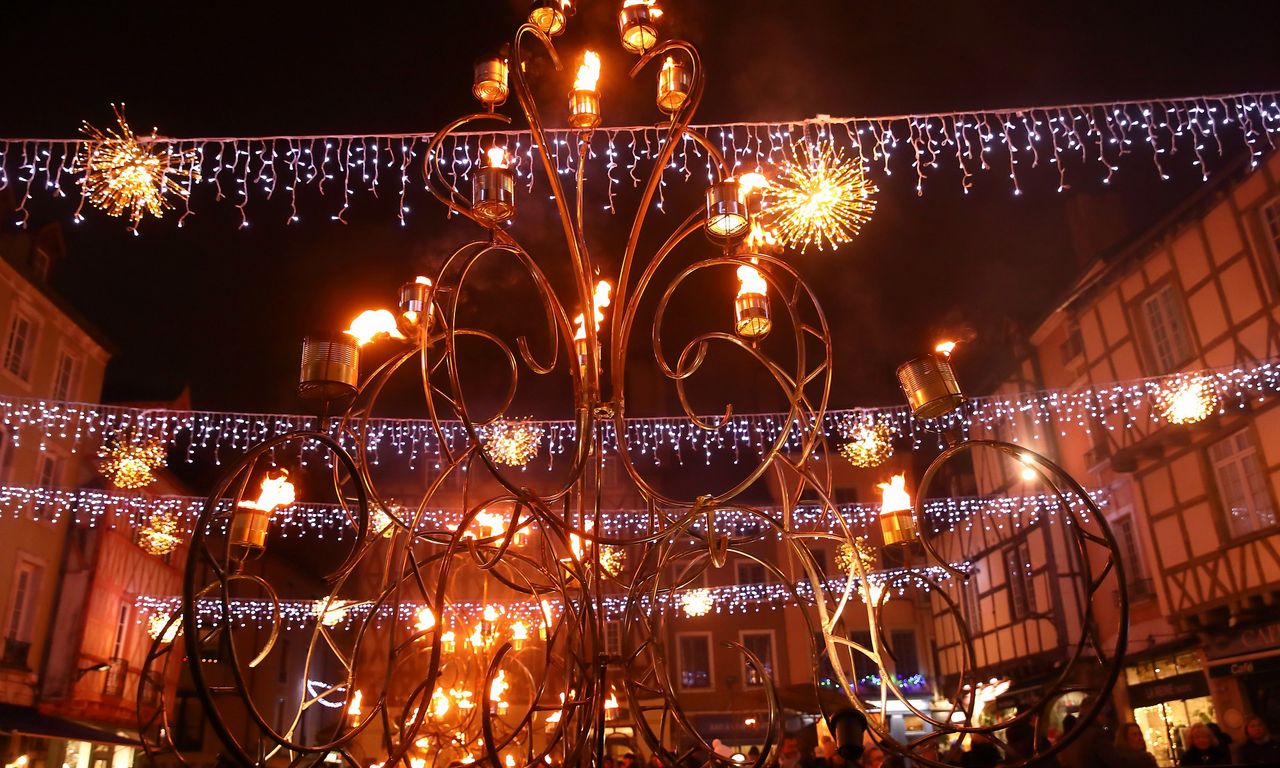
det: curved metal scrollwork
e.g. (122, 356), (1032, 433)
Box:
(154, 7), (1127, 768)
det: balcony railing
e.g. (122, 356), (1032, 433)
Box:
(1, 637), (30, 669)
(103, 657), (129, 697)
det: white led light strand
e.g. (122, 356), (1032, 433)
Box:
(1, 92), (1276, 228)
(133, 564), (967, 631)
(0, 484), (1103, 539)
(4, 361), (1276, 466)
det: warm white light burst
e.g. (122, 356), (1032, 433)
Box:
(99, 431), (167, 490)
(763, 139), (877, 252)
(314, 598), (353, 628)
(838, 420), (893, 468)
(76, 105), (199, 226)
(484, 419), (544, 467)
(681, 588), (713, 618)
(1157, 378), (1218, 425)
(146, 613), (182, 643)
(598, 546), (625, 576)
(137, 511), (182, 556)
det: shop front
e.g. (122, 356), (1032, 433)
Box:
(1204, 618), (1280, 730)
(1124, 651), (1214, 767)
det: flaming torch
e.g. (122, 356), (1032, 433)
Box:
(299, 335), (360, 402)
(473, 146), (516, 223)
(231, 468), (296, 551)
(399, 275), (433, 329)
(529, 0), (574, 36)
(569, 51), (602, 130)
(896, 352), (964, 420)
(734, 261), (771, 340)
(657, 55), (690, 114)
(619, 0), (662, 54)
(473, 55), (509, 107)
(345, 310), (406, 346)
(705, 178), (750, 239)
(573, 280), (612, 376)
(877, 473), (916, 546)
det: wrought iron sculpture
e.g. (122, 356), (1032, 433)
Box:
(138, 4), (1127, 767)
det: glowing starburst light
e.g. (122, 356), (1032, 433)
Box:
(838, 420), (893, 468)
(76, 105), (199, 226)
(681, 588), (713, 618)
(484, 419), (545, 467)
(763, 139), (877, 252)
(1157, 378), (1218, 425)
(146, 613), (182, 643)
(99, 431), (167, 489)
(137, 511), (182, 556)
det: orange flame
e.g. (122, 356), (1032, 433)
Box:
(486, 146), (510, 169)
(623, 0), (662, 17)
(736, 262), (767, 299)
(934, 340), (958, 358)
(572, 280), (612, 340)
(878, 474), (911, 515)
(345, 309), (405, 346)
(238, 469), (296, 513)
(744, 221), (778, 251)
(737, 171), (768, 197)
(573, 50), (601, 92)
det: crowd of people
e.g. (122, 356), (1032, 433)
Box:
(607, 711), (1280, 767)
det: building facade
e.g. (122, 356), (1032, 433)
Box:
(0, 227), (121, 768)
(971, 150), (1280, 765)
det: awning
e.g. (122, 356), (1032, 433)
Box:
(0, 704), (139, 747)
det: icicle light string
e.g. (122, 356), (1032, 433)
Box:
(4, 92), (1277, 228)
(0, 484), (1103, 540)
(133, 563), (967, 631)
(3, 360), (1277, 467)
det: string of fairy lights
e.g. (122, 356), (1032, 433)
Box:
(0, 483), (1104, 540)
(131, 563), (969, 632)
(4, 360), (1276, 470)
(2, 92), (1276, 230)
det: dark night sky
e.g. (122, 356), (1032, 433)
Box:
(3, 1), (1280, 417)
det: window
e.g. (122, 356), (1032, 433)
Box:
(36, 453), (63, 489)
(110, 603), (130, 659)
(889, 629), (919, 676)
(604, 619), (622, 656)
(810, 548), (829, 577)
(0, 427), (11, 484)
(30, 249), (50, 281)
(965, 583), (983, 634)
(736, 559), (767, 585)
(1060, 325), (1084, 365)
(6, 559), (42, 642)
(1004, 542), (1036, 620)
(740, 630), (775, 687)
(1141, 285), (1194, 372)
(1111, 514), (1148, 583)
(3, 310), (37, 381)
(1264, 198), (1280, 261)
(52, 350), (80, 401)
(671, 562), (707, 589)
(814, 632), (838, 688)
(676, 633), (712, 690)
(850, 630), (876, 683)
(1209, 430), (1277, 537)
